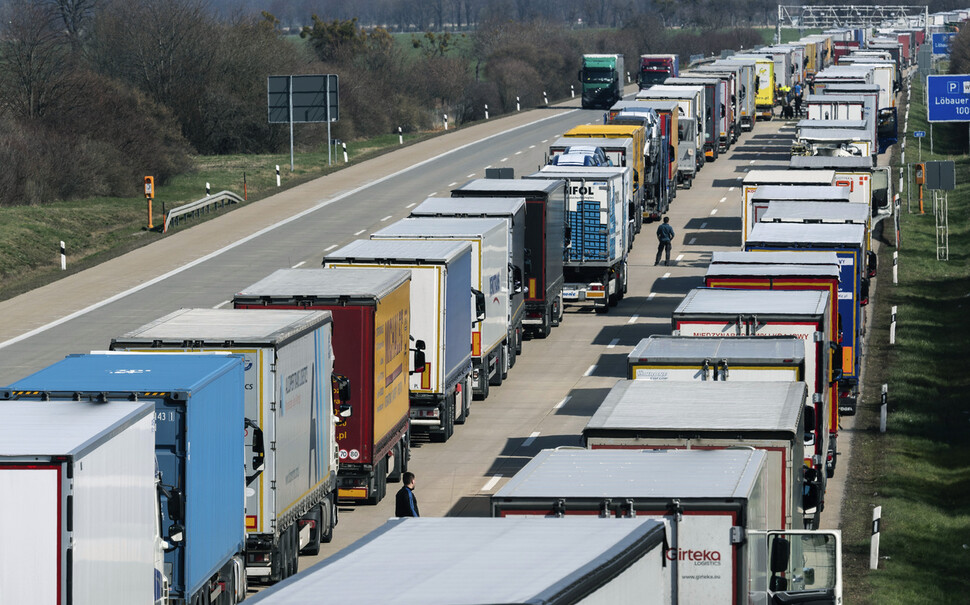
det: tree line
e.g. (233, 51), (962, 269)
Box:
(0, 0), (763, 207)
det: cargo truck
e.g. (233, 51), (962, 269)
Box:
(703, 263), (842, 484)
(4, 353), (248, 604)
(638, 53), (679, 88)
(693, 64), (743, 141)
(672, 288), (837, 485)
(601, 103), (665, 210)
(748, 184), (850, 241)
(492, 448), (844, 605)
(325, 239), (473, 431)
(734, 54), (775, 119)
(665, 75), (728, 155)
(232, 268), (411, 506)
(746, 222), (870, 418)
(583, 380), (819, 531)
(370, 217), (510, 399)
(111, 309), (339, 584)
(761, 200), (872, 253)
(451, 178), (566, 338)
(0, 398), (157, 605)
(711, 58), (758, 131)
(790, 154), (893, 216)
(637, 86), (705, 164)
(410, 197), (527, 359)
(524, 166), (630, 312)
(248, 517), (669, 605)
(740, 170), (837, 242)
(627, 335), (806, 383)
(580, 54), (625, 109)
(634, 99), (688, 195)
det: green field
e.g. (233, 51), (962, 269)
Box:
(841, 77), (970, 603)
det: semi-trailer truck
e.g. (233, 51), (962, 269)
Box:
(580, 54), (625, 109)
(740, 170), (837, 242)
(0, 398), (157, 605)
(789, 154), (893, 217)
(638, 53), (679, 88)
(4, 353), (248, 604)
(233, 268), (411, 506)
(325, 239), (473, 433)
(111, 309), (340, 584)
(627, 335), (806, 383)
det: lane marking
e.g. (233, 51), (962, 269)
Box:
(648, 292), (656, 300)
(324, 245), (338, 252)
(627, 314), (639, 324)
(0, 107), (582, 351)
(212, 300), (231, 309)
(501, 157), (509, 162)
(710, 209), (718, 215)
(700, 222), (707, 229)
(529, 145), (536, 149)
(354, 229), (365, 236)
(381, 215), (393, 221)
(466, 173), (475, 178)
(607, 338), (620, 349)
(292, 260), (307, 268)
(661, 272), (670, 279)
(541, 139), (548, 143)
(728, 187), (735, 192)
(675, 254), (684, 262)
(749, 159), (756, 164)
(448, 182), (458, 187)
(719, 196), (726, 203)
(481, 475), (502, 492)
(514, 150), (523, 155)
(689, 237), (697, 245)
(484, 166), (492, 170)
(584, 364), (597, 376)
(428, 192), (437, 197)
(406, 202), (417, 208)
(554, 395), (571, 410)
(522, 432), (540, 447)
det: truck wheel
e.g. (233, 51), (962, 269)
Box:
(366, 457), (387, 505)
(288, 525), (300, 578)
(508, 332), (518, 369)
(299, 504), (322, 556)
(430, 398), (455, 442)
(515, 327), (523, 355)
(321, 494), (336, 543)
(455, 386), (467, 425)
(538, 307), (552, 337)
(595, 302), (610, 314)
(388, 441), (404, 481)
(489, 348), (505, 386)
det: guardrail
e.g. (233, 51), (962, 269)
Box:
(163, 191), (244, 233)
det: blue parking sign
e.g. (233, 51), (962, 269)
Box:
(927, 75), (970, 122)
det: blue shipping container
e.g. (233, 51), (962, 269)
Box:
(5, 353), (246, 602)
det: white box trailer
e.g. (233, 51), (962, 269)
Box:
(325, 239), (475, 429)
(492, 448), (843, 605)
(789, 154), (892, 213)
(740, 171), (837, 242)
(749, 185), (850, 236)
(111, 308), (339, 582)
(837, 61), (895, 108)
(583, 381), (813, 532)
(710, 250), (841, 269)
(711, 59), (758, 131)
(247, 517), (670, 605)
(637, 86), (705, 153)
(0, 400), (156, 605)
(627, 335), (806, 382)
(371, 217), (510, 399)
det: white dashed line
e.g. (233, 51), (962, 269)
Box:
(501, 157), (509, 162)
(481, 476), (502, 492)
(466, 173), (475, 178)
(661, 272), (671, 279)
(554, 396), (571, 410)
(428, 192), (437, 197)
(514, 151), (523, 155)
(648, 292), (656, 300)
(354, 229), (365, 236)
(529, 145), (536, 149)
(448, 182), (458, 187)
(700, 222), (707, 229)
(710, 209), (718, 215)
(484, 166), (492, 170)
(406, 202), (416, 208)
(584, 364), (597, 376)
(291, 261), (307, 268)
(541, 139), (548, 143)
(689, 237), (697, 245)
(522, 432), (540, 447)
(719, 197), (727, 203)
(381, 215), (393, 221)
(324, 245), (338, 252)
(212, 300), (231, 309)
(728, 187), (735, 192)
(627, 314), (639, 324)
(675, 254), (684, 262)
(749, 159), (756, 164)
(607, 338), (620, 349)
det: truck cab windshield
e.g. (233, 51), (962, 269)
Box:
(583, 68), (614, 83)
(639, 71), (669, 86)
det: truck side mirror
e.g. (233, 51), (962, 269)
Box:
(512, 265), (524, 295)
(804, 405), (817, 433)
(861, 278), (870, 306)
(167, 487), (185, 523)
(167, 523), (184, 544)
(412, 349), (426, 374)
(245, 418), (265, 484)
(867, 251), (878, 278)
(803, 481), (821, 511)
(769, 535), (791, 573)
(472, 288), (486, 322)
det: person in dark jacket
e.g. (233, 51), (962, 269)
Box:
(655, 216), (674, 266)
(395, 471), (419, 517)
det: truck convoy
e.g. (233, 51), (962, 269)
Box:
(579, 53), (625, 109)
(232, 268), (411, 507)
(4, 353), (249, 604)
(111, 309), (340, 585)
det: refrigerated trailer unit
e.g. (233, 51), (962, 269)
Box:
(627, 335), (805, 383)
(524, 167), (630, 312)
(248, 517), (669, 605)
(370, 217), (510, 399)
(789, 154), (892, 215)
(451, 178), (565, 338)
(583, 380), (816, 531)
(745, 223), (869, 418)
(233, 268), (411, 506)
(111, 309), (338, 584)
(325, 239), (473, 431)
(410, 197), (528, 360)
(492, 448), (843, 605)
(4, 353), (247, 604)
(0, 399), (156, 605)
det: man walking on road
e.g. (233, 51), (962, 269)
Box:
(655, 216), (674, 266)
(395, 471), (420, 517)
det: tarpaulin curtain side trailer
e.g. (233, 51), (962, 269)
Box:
(0, 399), (156, 605)
(110, 309), (337, 584)
(233, 268), (412, 506)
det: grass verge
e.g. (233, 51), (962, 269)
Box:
(841, 76), (970, 603)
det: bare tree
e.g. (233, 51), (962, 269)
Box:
(47, 0), (99, 51)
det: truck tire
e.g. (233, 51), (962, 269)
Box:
(430, 397), (455, 442)
(538, 306), (552, 337)
(388, 441), (404, 481)
(288, 525), (299, 578)
(489, 348), (505, 386)
(502, 342), (511, 379)
(299, 504), (323, 556)
(508, 331), (518, 368)
(366, 457), (387, 505)
(321, 494), (335, 543)
(515, 327), (523, 355)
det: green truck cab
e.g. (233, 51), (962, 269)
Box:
(579, 54), (624, 109)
